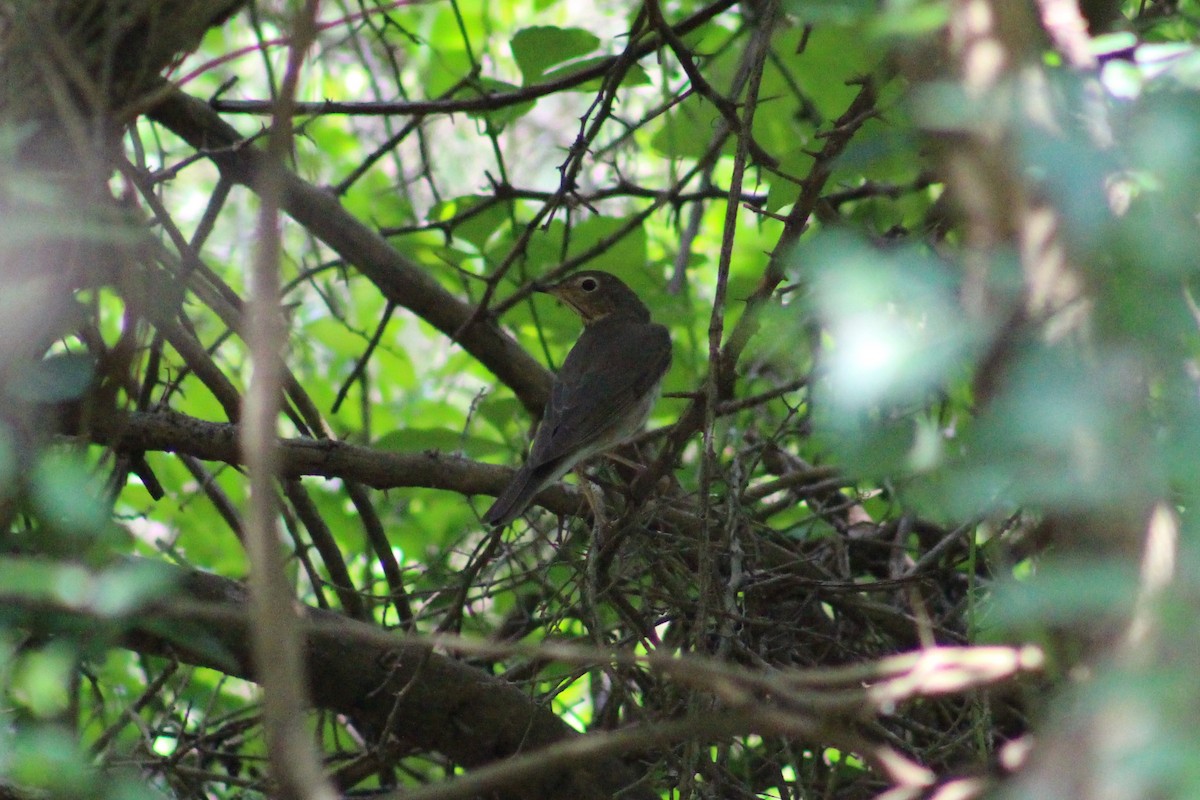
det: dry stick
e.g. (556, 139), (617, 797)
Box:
(633, 78), (880, 503)
(1, 563), (1037, 797)
(685, 15), (779, 790)
(122, 161), (329, 434)
(462, 10), (656, 324)
(646, 0), (778, 169)
(330, 299), (396, 415)
(283, 478), (366, 620)
(700, 0), (775, 547)
(90, 659), (180, 756)
(240, 3), (336, 799)
(345, 480), (414, 628)
(180, 454), (244, 540)
(148, 88), (553, 415)
(373, 709), (777, 800)
(211, 0), (740, 117)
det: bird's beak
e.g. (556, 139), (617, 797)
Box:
(535, 280), (569, 301)
(535, 280), (586, 317)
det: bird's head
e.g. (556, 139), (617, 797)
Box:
(537, 271), (651, 324)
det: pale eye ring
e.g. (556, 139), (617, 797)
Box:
(580, 277), (599, 292)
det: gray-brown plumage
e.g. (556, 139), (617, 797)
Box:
(483, 271), (672, 526)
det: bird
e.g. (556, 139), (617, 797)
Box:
(483, 271), (672, 526)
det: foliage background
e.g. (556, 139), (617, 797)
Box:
(2, 0), (1200, 799)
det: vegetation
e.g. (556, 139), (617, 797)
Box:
(2, 1), (1199, 798)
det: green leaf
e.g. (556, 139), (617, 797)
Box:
(650, 93), (724, 159)
(465, 78), (535, 131)
(477, 396), (525, 437)
(566, 215), (648, 274)
(542, 57), (650, 91)
(511, 26), (600, 84)
(6, 725), (94, 794)
(433, 195), (514, 251)
(781, 0), (875, 24)
(31, 453), (112, 544)
(375, 427), (506, 459)
(988, 560), (1137, 630)
(869, 1), (950, 38)
(11, 645), (74, 717)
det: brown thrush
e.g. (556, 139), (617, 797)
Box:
(483, 271), (672, 526)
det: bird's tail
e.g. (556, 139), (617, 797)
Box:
(482, 466), (539, 526)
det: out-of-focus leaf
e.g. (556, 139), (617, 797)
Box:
(31, 453), (111, 545)
(375, 427), (506, 458)
(869, 1), (950, 38)
(1136, 42), (1200, 84)
(910, 344), (1162, 522)
(781, 0), (874, 24)
(0, 558), (173, 617)
(803, 231), (979, 413)
(465, 78), (535, 131)
(988, 559), (1137, 630)
(8, 352), (94, 404)
(511, 26), (600, 84)
(542, 57), (649, 90)
(11, 644), (73, 717)
(5, 725), (93, 794)
(92, 560), (176, 616)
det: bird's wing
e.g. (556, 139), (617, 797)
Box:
(528, 321), (672, 470)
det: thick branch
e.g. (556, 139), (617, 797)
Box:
(37, 560), (652, 800)
(88, 407), (582, 516)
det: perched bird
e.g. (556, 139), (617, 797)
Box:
(483, 271), (672, 526)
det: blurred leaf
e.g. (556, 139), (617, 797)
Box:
(782, 0), (874, 24)
(9, 352), (94, 404)
(1136, 42), (1200, 84)
(869, 1), (950, 37)
(31, 453), (112, 548)
(11, 644), (73, 717)
(92, 560), (176, 616)
(375, 427), (506, 458)
(0, 557), (173, 617)
(803, 231), (979, 413)
(4, 725), (93, 795)
(511, 26), (600, 84)
(948, 346), (1159, 514)
(988, 559), (1137, 630)
(465, 78), (535, 131)
(542, 57), (649, 90)
(1101, 58), (1143, 100)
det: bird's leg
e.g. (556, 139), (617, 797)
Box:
(604, 446), (672, 510)
(574, 465), (607, 530)
(575, 465), (608, 644)
(603, 451), (642, 470)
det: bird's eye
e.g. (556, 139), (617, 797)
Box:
(580, 277), (598, 292)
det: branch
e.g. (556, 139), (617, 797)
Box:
(0, 555), (1041, 800)
(0, 559), (654, 800)
(208, 0), (740, 117)
(87, 407), (583, 517)
(147, 88), (553, 414)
